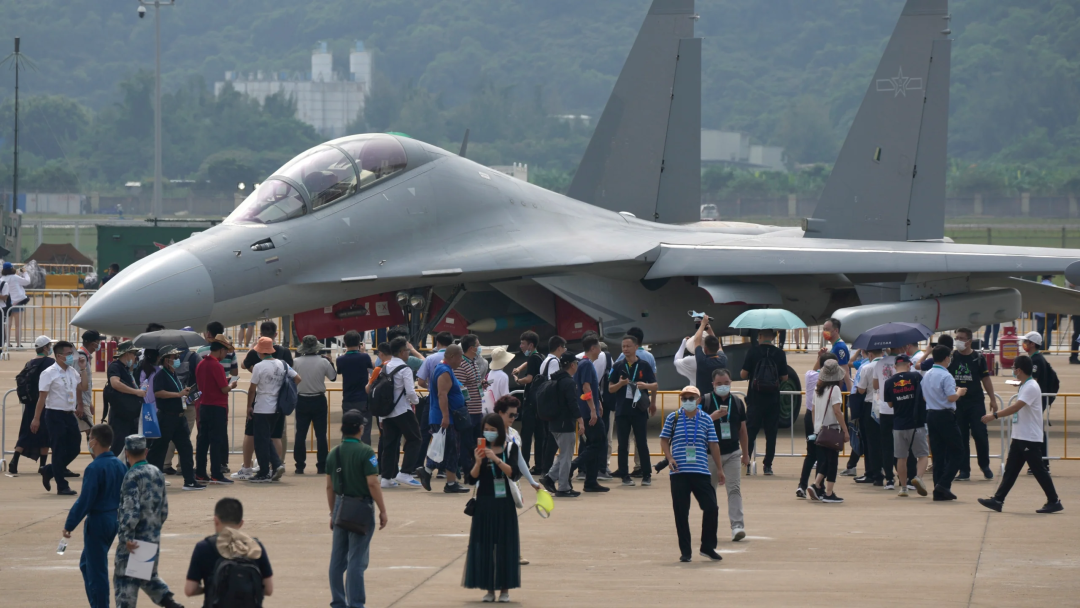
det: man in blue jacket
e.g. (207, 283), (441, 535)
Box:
(62, 424), (129, 608)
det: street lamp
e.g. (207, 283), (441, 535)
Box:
(138, 0), (175, 219)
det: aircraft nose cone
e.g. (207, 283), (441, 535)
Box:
(72, 248), (214, 335)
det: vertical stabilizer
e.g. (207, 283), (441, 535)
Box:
(568, 0), (699, 223)
(805, 0), (950, 241)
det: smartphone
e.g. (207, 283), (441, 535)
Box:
(478, 437), (487, 450)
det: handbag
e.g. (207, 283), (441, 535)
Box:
(813, 387), (844, 451)
(141, 402), (162, 439)
(509, 478), (523, 509)
(333, 472), (375, 535)
(463, 482), (479, 516)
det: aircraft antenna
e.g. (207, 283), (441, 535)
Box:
(458, 128), (470, 158)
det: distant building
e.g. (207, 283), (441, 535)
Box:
(490, 163), (528, 182)
(214, 41), (373, 139)
(701, 129), (787, 173)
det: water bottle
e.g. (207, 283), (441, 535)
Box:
(57, 537), (68, 555)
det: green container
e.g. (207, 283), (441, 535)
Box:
(95, 223), (213, 275)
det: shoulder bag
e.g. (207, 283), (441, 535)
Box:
(814, 387), (845, 452)
(332, 465), (375, 536)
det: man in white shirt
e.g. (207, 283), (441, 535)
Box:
(978, 355), (1062, 513)
(854, 350), (883, 485)
(537, 335), (567, 476)
(872, 350), (899, 489)
(246, 337), (300, 483)
(378, 337), (423, 488)
(31, 340), (82, 496)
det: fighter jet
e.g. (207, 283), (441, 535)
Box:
(74, 0), (1080, 378)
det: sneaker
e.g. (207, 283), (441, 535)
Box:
(483, 591), (495, 603)
(981, 466), (995, 480)
(554, 490), (581, 498)
(194, 474), (210, 483)
(539, 475), (557, 494)
(583, 484), (610, 493)
(498, 591), (510, 603)
(679, 554), (692, 563)
(906, 484), (916, 491)
(271, 466), (286, 482)
(912, 477), (928, 497)
(821, 493), (844, 503)
(732, 527), (746, 542)
(630, 468), (643, 478)
(622, 477), (635, 487)
(763, 466), (774, 476)
(854, 475), (875, 484)
(576, 473), (586, 481)
(597, 471), (613, 481)
(162, 466), (177, 476)
(182, 482), (206, 491)
(745, 464), (752, 475)
(164, 480), (172, 487)
(294, 468), (305, 475)
(806, 485), (820, 502)
(519, 557), (530, 565)
(1036, 500), (1064, 514)
(231, 467), (255, 480)
(161, 595), (185, 608)
(840, 467), (857, 477)
(795, 487), (806, 499)
(933, 486), (957, 501)
(872, 479), (884, 487)
(42, 467), (52, 492)
(247, 475), (272, 483)
(444, 482), (470, 494)
(3, 471), (17, 478)
(63, 469), (81, 478)
(699, 548), (723, 561)
(395, 473), (422, 488)
(884, 480), (895, 490)
(436, 471), (447, 479)
(897, 487), (909, 497)
(209, 477), (234, 485)
(955, 471), (971, 482)
(641, 478), (652, 487)
(58, 488), (78, 496)
(419, 468), (433, 491)
(977, 497), (1003, 512)
(381, 478), (400, 489)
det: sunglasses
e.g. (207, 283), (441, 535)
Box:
(508, 413), (519, 420)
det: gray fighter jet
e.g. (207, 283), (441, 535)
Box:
(74, 0), (1080, 366)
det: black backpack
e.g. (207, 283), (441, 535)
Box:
(370, 365), (407, 417)
(16, 357), (53, 406)
(534, 358), (560, 421)
(751, 348), (780, 393)
(206, 536), (264, 608)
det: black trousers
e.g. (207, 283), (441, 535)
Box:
(520, 405), (548, 471)
(860, 409), (883, 481)
(253, 412), (282, 475)
(572, 419), (608, 485)
(669, 473), (718, 557)
(927, 409), (963, 490)
(44, 409), (81, 493)
(616, 411), (651, 479)
(109, 411), (139, 457)
(294, 394), (329, 473)
(956, 399), (990, 474)
(379, 410), (422, 479)
(541, 424), (559, 476)
(195, 405), (229, 479)
(147, 411), (194, 485)
(799, 413), (818, 489)
(1071, 316), (1080, 361)
(994, 439), (1058, 503)
(815, 447), (839, 483)
(746, 399), (780, 467)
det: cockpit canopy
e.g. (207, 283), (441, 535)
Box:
(227, 134), (409, 224)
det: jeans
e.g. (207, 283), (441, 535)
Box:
(147, 411), (195, 485)
(44, 409), (81, 492)
(1037, 314), (1057, 349)
(195, 405), (229, 479)
(295, 394), (329, 472)
(253, 412), (282, 476)
(994, 439), (1058, 503)
(927, 409), (963, 491)
(616, 411), (651, 479)
(860, 408), (883, 481)
(547, 431), (577, 491)
(330, 495), (375, 608)
(984, 324), (1000, 350)
(669, 473), (718, 557)
(956, 399), (990, 474)
(746, 399), (780, 467)
(81, 510), (118, 608)
(342, 401), (372, 445)
(378, 410), (421, 479)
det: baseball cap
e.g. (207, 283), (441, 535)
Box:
(34, 335), (54, 349)
(81, 330), (102, 343)
(895, 353), (912, 364)
(1022, 331), (1043, 346)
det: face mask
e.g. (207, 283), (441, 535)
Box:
(714, 385), (730, 397)
(64, 354), (75, 367)
(483, 430), (499, 443)
(126, 358), (135, 368)
(172, 358), (182, 369)
(1011, 369), (1017, 378)
(955, 341), (968, 351)
(822, 331), (832, 342)
(680, 399), (698, 412)
(476, 345), (483, 357)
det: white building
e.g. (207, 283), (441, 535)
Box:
(701, 129), (787, 173)
(214, 41), (373, 139)
(749, 145), (788, 172)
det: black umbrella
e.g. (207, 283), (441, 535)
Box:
(132, 330), (206, 350)
(851, 322), (933, 351)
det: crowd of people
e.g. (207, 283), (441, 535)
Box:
(4, 311), (1068, 606)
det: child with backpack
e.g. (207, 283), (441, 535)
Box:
(184, 498), (273, 607)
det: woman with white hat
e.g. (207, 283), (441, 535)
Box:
(482, 347), (514, 414)
(807, 360), (850, 504)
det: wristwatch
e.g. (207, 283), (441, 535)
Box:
(993, 412), (998, 419)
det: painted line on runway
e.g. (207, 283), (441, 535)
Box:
(385, 549), (468, 608)
(0, 509), (66, 538)
(968, 512), (991, 607)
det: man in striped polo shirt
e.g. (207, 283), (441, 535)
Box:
(660, 386), (725, 563)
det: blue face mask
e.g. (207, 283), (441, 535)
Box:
(64, 354), (75, 367)
(483, 430), (499, 443)
(172, 358), (182, 369)
(714, 385), (730, 397)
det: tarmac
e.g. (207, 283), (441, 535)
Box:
(2, 350), (1079, 607)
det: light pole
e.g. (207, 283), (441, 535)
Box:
(138, 0), (174, 219)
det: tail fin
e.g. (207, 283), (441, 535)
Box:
(805, 0), (951, 241)
(567, 0), (700, 224)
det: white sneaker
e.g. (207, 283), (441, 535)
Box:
(381, 478), (400, 488)
(897, 487), (909, 497)
(732, 527), (746, 542)
(395, 473), (422, 487)
(498, 592), (510, 603)
(231, 467), (255, 480)
(482, 591), (495, 602)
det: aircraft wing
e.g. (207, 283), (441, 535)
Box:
(642, 238), (1080, 280)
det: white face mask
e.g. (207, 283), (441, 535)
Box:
(956, 341), (969, 351)
(714, 385), (730, 397)
(680, 399), (698, 412)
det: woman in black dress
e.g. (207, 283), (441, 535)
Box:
(463, 413), (521, 603)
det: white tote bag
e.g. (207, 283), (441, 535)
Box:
(427, 429), (446, 463)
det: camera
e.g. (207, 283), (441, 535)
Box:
(138, 5), (146, 18)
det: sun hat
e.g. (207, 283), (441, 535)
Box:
(820, 359), (845, 382)
(489, 347), (514, 371)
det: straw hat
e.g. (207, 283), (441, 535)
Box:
(488, 347), (514, 371)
